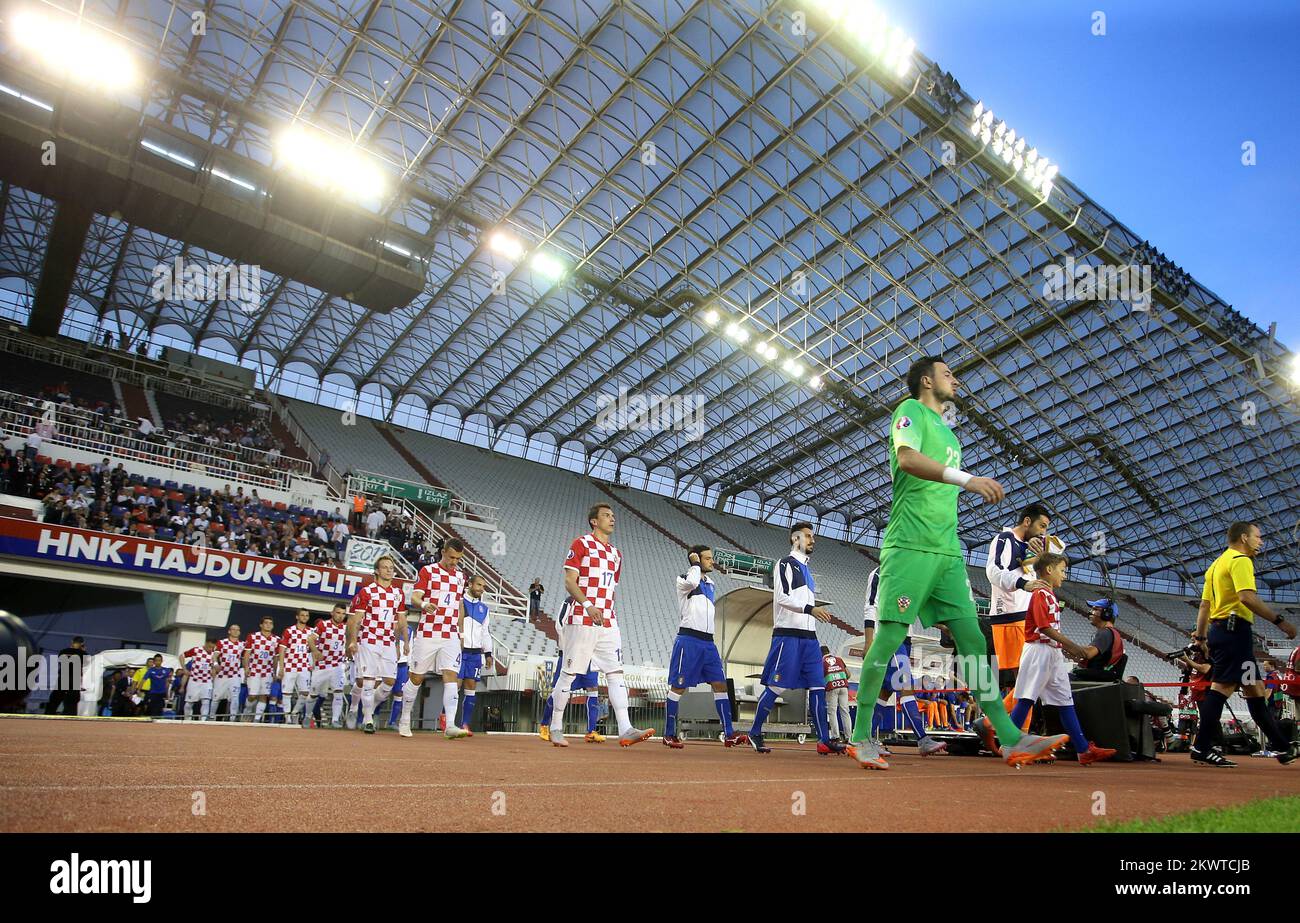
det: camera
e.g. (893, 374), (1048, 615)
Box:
(1162, 642), (1202, 662)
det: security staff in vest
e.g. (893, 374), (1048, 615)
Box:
(1070, 598), (1125, 681)
(1190, 521), (1297, 767)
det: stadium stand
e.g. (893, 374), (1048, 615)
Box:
(0, 449), (343, 565)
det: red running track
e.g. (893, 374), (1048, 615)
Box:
(0, 718), (1295, 832)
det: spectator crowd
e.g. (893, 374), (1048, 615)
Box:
(0, 376), (306, 486)
(0, 445), (447, 574)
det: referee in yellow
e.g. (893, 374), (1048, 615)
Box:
(1190, 521), (1297, 767)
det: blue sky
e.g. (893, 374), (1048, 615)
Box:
(881, 0), (1300, 351)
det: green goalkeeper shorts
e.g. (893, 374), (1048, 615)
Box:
(876, 546), (978, 628)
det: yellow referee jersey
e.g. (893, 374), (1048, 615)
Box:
(1201, 549), (1257, 623)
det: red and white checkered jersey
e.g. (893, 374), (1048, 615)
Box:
(244, 631), (282, 677)
(351, 581), (405, 647)
(413, 563), (464, 640)
(280, 625), (314, 672)
(562, 533), (622, 627)
(313, 618), (347, 668)
(1024, 588), (1062, 647)
(215, 638), (244, 678)
(184, 646), (214, 683)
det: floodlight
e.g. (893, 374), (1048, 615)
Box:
(724, 322), (750, 344)
(277, 126), (387, 202)
(530, 251), (565, 280)
(12, 11), (138, 90)
(488, 230), (524, 260)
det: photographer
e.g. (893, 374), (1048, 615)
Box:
(1174, 644), (1213, 704)
(1190, 521), (1297, 767)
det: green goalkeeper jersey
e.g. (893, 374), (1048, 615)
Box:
(881, 398), (963, 557)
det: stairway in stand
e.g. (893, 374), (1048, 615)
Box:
(118, 382), (155, 426)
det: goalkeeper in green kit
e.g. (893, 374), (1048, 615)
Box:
(848, 357), (1069, 770)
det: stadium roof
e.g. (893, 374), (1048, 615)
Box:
(0, 0), (1297, 594)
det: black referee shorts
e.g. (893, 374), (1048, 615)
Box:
(1207, 618), (1258, 687)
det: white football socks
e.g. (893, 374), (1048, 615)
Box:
(442, 682), (458, 727)
(606, 672), (632, 735)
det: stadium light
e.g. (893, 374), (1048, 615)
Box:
(783, 358), (805, 378)
(140, 139), (197, 169)
(814, 1), (916, 79)
(968, 101), (1057, 198)
(0, 81), (53, 112)
(11, 11), (138, 90)
(701, 307), (720, 327)
(211, 167), (258, 193)
(488, 230), (524, 260)
(276, 126), (387, 202)
(756, 340), (779, 361)
(724, 322), (750, 345)
(530, 251), (565, 280)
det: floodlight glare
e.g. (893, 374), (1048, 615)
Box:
(530, 251), (565, 280)
(12, 11), (138, 90)
(488, 230), (524, 260)
(819, 1), (913, 78)
(808, 374), (824, 391)
(724, 322), (750, 344)
(783, 358), (805, 377)
(277, 126), (387, 201)
(701, 308), (720, 327)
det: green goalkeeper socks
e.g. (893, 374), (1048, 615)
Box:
(944, 617), (1023, 748)
(850, 621), (908, 743)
